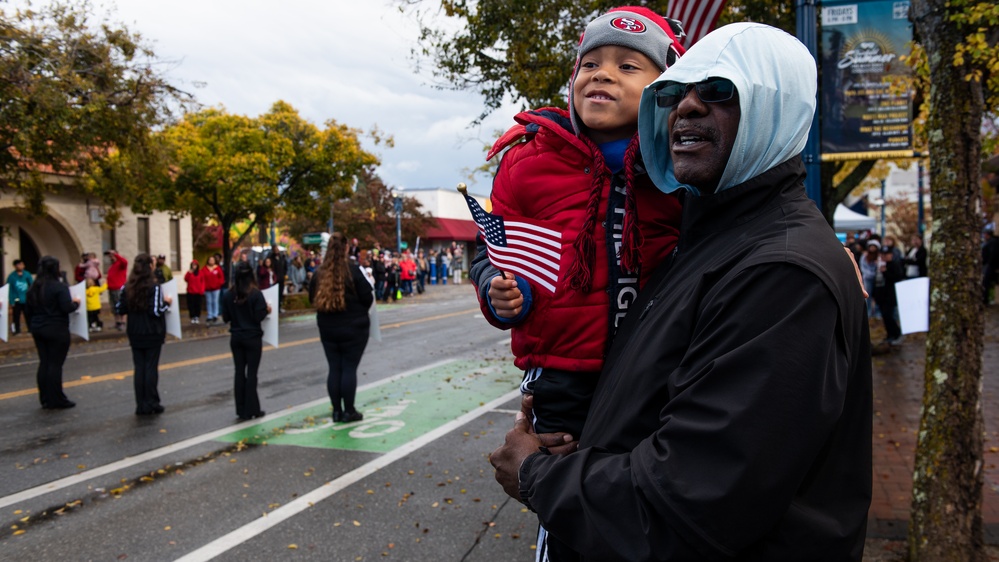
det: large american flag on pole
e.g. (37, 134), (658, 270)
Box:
(667, 0), (728, 47)
(459, 188), (562, 294)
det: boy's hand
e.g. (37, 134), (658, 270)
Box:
(843, 247), (868, 298)
(488, 272), (524, 318)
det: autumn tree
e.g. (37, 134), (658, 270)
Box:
(0, 1), (187, 216)
(155, 103), (380, 279)
(906, 0), (998, 559)
(280, 169), (437, 251)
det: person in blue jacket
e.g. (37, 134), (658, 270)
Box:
(6, 259), (34, 335)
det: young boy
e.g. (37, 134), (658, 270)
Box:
(85, 278), (107, 332)
(469, 7), (685, 560)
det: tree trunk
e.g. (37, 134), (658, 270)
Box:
(908, 0), (986, 559)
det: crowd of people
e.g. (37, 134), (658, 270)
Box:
(844, 231), (928, 345)
(3, 238), (465, 422)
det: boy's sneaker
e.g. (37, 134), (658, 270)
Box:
(888, 335), (905, 346)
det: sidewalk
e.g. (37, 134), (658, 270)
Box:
(866, 304), (999, 548)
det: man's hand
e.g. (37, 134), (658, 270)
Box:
(488, 272), (524, 319)
(521, 394), (578, 455)
(490, 412), (544, 500)
(490, 409), (577, 502)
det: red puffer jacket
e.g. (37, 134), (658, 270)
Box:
(472, 107), (681, 373)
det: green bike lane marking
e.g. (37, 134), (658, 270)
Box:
(217, 359), (522, 453)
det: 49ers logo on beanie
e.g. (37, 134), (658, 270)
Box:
(611, 16), (647, 33)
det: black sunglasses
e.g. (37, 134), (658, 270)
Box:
(654, 77), (736, 108)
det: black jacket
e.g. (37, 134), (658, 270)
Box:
(116, 284), (169, 348)
(221, 289), (268, 341)
(521, 158), (873, 561)
(27, 281), (79, 332)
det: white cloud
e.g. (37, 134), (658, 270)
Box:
(11, 0), (519, 195)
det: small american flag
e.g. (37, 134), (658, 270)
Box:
(459, 188), (562, 294)
(668, 0), (728, 48)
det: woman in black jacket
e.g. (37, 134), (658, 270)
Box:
(115, 254), (171, 415)
(26, 256), (81, 409)
(309, 233), (373, 422)
(221, 261), (270, 420)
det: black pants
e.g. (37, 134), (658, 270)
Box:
(32, 326), (71, 407)
(187, 293), (203, 319)
(12, 302), (29, 333)
(231, 337), (263, 418)
(131, 345), (163, 413)
(277, 281), (285, 310)
(87, 309), (103, 329)
(876, 294), (901, 340)
(521, 367), (600, 562)
(320, 330), (369, 415)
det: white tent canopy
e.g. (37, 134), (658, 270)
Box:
(833, 204), (876, 232)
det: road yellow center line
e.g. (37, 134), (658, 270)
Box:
(0, 308), (478, 401)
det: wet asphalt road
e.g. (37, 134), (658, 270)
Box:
(0, 286), (540, 561)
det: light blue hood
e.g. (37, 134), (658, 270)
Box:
(638, 23), (817, 195)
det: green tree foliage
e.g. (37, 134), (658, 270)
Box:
(401, 1), (670, 120)
(0, 1), (186, 215)
(156, 103), (380, 277)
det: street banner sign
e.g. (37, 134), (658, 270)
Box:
(820, 0), (915, 160)
(261, 284), (279, 349)
(68, 281), (89, 341)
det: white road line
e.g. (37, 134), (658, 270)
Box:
(0, 359), (455, 510)
(174, 388), (521, 562)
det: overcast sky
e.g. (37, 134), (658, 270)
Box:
(17, 0), (518, 195)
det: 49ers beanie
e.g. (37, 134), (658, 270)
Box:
(570, 6), (685, 135)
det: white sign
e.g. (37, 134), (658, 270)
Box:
(161, 279), (182, 340)
(261, 284), (279, 349)
(895, 277), (929, 334)
(68, 281), (89, 341)
(822, 4), (858, 25)
(0, 284), (9, 343)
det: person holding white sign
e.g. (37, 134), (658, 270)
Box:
(221, 261), (270, 421)
(115, 254), (171, 416)
(309, 232), (373, 423)
(25, 256), (80, 409)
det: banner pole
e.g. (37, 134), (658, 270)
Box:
(797, 0), (823, 210)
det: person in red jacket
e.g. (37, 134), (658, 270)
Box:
(202, 254), (225, 324)
(184, 260), (205, 324)
(105, 250), (129, 331)
(468, 8), (684, 560)
(399, 251), (417, 296)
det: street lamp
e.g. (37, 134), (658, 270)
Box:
(392, 188), (403, 254)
